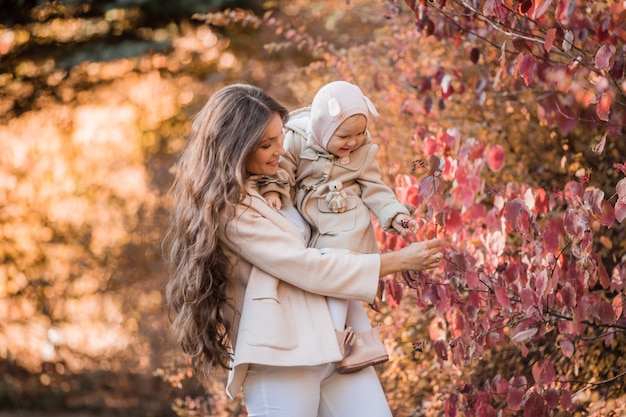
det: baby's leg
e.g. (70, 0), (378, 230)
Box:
(327, 297), (349, 330)
(345, 300), (373, 331)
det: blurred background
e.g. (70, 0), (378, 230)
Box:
(2, 0), (625, 416)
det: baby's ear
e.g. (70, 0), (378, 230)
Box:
(328, 97), (341, 117)
(364, 96), (379, 118)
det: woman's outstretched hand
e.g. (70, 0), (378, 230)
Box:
(402, 238), (443, 271)
(379, 238), (443, 277)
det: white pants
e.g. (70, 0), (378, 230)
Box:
(242, 363), (393, 417)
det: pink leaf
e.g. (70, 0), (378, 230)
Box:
(518, 54), (537, 85)
(495, 283), (511, 309)
(422, 137), (437, 158)
(520, 288), (537, 312)
(507, 385), (525, 410)
(563, 207), (586, 239)
(504, 198), (532, 233)
(556, 283), (576, 309)
(594, 300), (616, 325)
(511, 327), (538, 344)
(610, 264), (625, 292)
(543, 221), (561, 254)
(544, 28), (556, 53)
(532, 359), (556, 385)
(559, 338), (574, 358)
(615, 178), (626, 223)
(531, 0), (552, 19)
(487, 145), (505, 172)
(595, 44), (616, 71)
(466, 270), (481, 290)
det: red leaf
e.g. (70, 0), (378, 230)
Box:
(520, 288), (537, 312)
(544, 28), (556, 53)
(534, 187), (548, 214)
(543, 220), (561, 254)
(556, 0), (576, 23)
(613, 296), (623, 322)
(518, 54), (537, 85)
(532, 359), (556, 385)
(391, 281), (404, 305)
(561, 389), (576, 413)
(556, 283), (577, 309)
(545, 389), (559, 408)
(524, 392), (545, 417)
(434, 339), (448, 361)
(486, 145), (505, 172)
(563, 207), (586, 239)
(444, 393), (458, 417)
(444, 209), (463, 234)
(595, 44), (616, 71)
(519, 0), (532, 13)
(504, 198), (532, 233)
(423, 137), (437, 158)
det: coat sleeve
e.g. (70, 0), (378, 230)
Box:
(357, 143), (411, 232)
(257, 169), (292, 206)
(221, 197), (380, 303)
(279, 128), (301, 189)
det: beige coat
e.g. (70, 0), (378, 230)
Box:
(220, 181), (380, 398)
(281, 107), (411, 254)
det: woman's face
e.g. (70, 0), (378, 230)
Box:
(326, 114), (367, 158)
(245, 113), (285, 176)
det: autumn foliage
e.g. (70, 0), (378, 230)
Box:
(214, 0), (626, 415)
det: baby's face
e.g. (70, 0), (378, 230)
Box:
(326, 114), (367, 158)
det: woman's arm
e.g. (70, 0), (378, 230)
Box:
(222, 195), (441, 301)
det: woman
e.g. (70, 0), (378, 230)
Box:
(164, 84), (442, 417)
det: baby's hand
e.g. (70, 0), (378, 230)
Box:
(392, 214), (418, 236)
(264, 191), (282, 210)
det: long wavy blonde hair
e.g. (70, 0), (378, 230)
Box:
(164, 84), (288, 386)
